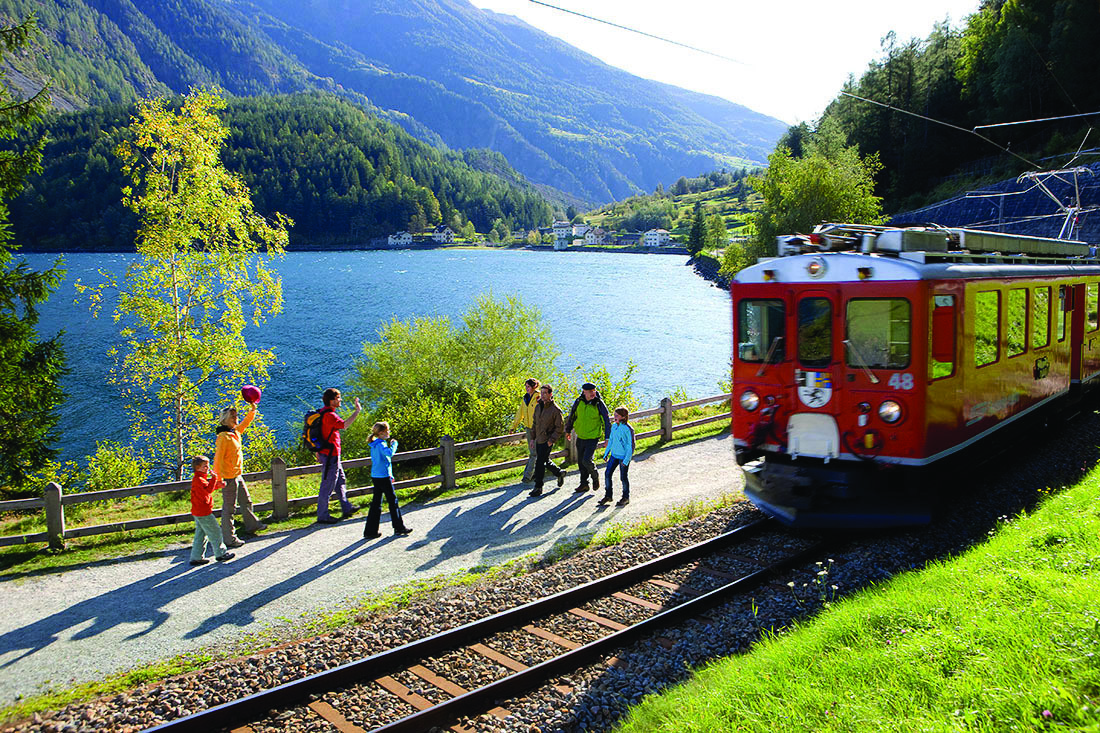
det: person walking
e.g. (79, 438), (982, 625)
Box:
(599, 407), (635, 507)
(364, 421), (412, 538)
(189, 455), (234, 565)
(214, 400), (266, 547)
(316, 387), (361, 524)
(529, 383), (566, 498)
(564, 382), (611, 493)
(511, 378), (541, 484)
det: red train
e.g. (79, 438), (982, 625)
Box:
(731, 223), (1100, 528)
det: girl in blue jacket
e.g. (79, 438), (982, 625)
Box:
(364, 421), (412, 539)
(599, 407), (635, 507)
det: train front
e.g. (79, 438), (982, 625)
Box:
(731, 226), (933, 528)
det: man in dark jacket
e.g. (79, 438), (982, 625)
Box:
(530, 384), (566, 498)
(564, 382), (611, 492)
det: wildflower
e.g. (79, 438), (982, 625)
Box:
(787, 581), (795, 588)
(831, 584), (838, 590)
(1042, 710), (1053, 719)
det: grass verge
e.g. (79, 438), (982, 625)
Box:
(617, 470), (1100, 731)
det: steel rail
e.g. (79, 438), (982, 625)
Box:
(144, 518), (776, 733)
(373, 538), (828, 732)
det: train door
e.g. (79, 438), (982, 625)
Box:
(1070, 283), (1084, 384)
(788, 289), (843, 459)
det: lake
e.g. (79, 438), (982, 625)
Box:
(23, 249), (732, 464)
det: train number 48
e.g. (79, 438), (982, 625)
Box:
(887, 373), (915, 390)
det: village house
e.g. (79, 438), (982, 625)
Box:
(552, 220), (573, 250)
(432, 225), (456, 243)
(585, 227), (607, 245)
(643, 228), (672, 247)
(387, 231), (412, 247)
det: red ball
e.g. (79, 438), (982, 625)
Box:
(241, 385), (262, 404)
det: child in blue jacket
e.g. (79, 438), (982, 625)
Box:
(599, 407), (635, 507)
(364, 421), (412, 539)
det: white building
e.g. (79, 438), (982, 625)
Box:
(572, 223), (590, 238)
(585, 227), (607, 245)
(552, 220), (573, 249)
(432, 225), (455, 244)
(643, 228), (672, 247)
(387, 231), (412, 247)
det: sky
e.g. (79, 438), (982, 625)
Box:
(470, 0), (982, 125)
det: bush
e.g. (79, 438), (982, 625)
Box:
(85, 440), (148, 492)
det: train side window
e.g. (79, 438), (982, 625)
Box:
(1089, 282), (1099, 332)
(737, 299), (785, 363)
(1057, 286), (1067, 342)
(1032, 286), (1050, 349)
(846, 298), (911, 369)
(1006, 288), (1027, 358)
(798, 298), (832, 368)
(974, 290), (1000, 367)
(930, 295), (955, 380)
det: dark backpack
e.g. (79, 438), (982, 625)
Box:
(302, 407), (334, 453)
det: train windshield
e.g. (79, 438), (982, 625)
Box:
(797, 298), (833, 367)
(738, 299), (785, 363)
(846, 298), (912, 369)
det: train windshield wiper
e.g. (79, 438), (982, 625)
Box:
(843, 339), (880, 384)
(755, 336), (783, 377)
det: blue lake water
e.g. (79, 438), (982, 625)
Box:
(23, 249), (732, 464)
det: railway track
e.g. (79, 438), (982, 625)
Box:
(145, 518), (827, 733)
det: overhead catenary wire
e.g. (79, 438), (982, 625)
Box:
(527, 0), (748, 66)
(839, 90), (1041, 171)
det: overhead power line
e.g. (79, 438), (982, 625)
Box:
(527, 0), (748, 66)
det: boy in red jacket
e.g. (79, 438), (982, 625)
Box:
(190, 455), (236, 566)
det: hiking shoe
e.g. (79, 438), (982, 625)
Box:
(394, 526), (412, 536)
(597, 496), (612, 506)
(592, 474), (600, 490)
(529, 487), (543, 498)
(317, 516), (340, 525)
(225, 539), (245, 548)
(216, 552), (235, 562)
(364, 531), (382, 540)
(342, 507), (359, 519)
(616, 497), (630, 507)
(189, 558), (210, 566)
(574, 483), (590, 493)
(556, 473), (565, 488)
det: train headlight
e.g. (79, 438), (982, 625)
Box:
(878, 400), (903, 423)
(740, 390), (761, 412)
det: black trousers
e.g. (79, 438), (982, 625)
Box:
(533, 441), (563, 488)
(575, 437), (599, 485)
(365, 476), (405, 534)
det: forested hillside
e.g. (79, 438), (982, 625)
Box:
(814, 0), (1100, 212)
(12, 93), (554, 250)
(0, 0), (786, 204)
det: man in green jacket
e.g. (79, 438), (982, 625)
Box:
(565, 382), (611, 492)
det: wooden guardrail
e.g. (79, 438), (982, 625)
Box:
(0, 393), (731, 550)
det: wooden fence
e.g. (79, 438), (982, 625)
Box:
(0, 393), (731, 550)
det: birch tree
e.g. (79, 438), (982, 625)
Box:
(80, 89), (290, 479)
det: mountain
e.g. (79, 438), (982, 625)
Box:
(0, 0), (785, 204)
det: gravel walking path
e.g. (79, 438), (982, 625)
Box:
(0, 434), (739, 705)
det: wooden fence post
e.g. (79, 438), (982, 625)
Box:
(660, 397), (674, 442)
(440, 435), (456, 491)
(271, 457), (288, 521)
(45, 482), (65, 550)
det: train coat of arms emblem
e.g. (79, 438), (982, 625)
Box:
(797, 370), (833, 408)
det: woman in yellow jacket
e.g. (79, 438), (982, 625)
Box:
(511, 378), (540, 484)
(214, 401), (266, 547)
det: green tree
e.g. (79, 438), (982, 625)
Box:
(0, 15), (67, 494)
(726, 125), (883, 275)
(349, 293), (563, 451)
(80, 89), (290, 479)
(705, 214), (728, 251)
(687, 209), (706, 256)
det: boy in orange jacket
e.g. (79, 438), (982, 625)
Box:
(190, 455), (235, 566)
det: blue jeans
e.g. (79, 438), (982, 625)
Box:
(365, 476), (406, 534)
(604, 457), (630, 499)
(317, 453), (353, 519)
